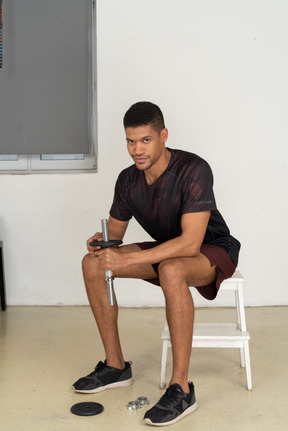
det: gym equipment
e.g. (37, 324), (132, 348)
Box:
(137, 396), (150, 406)
(70, 401), (104, 416)
(126, 396), (150, 410)
(126, 400), (141, 410)
(89, 218), (122, 306)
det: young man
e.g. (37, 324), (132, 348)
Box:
(72, 102), (240, 426)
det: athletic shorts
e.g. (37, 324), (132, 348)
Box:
(135, 241), (237, 300)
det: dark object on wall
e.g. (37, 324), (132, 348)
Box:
(0, 242), (6, 311)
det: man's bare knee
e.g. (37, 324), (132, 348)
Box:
(82, 253), (103, 279)
(82, 253), (92, 270)
(158, 259), (186, 288)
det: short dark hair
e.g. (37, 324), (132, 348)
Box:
(123, 101), (165, 133)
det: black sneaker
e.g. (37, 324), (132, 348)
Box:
(72, 360), (133, 393)
(144, 382), (197, 426)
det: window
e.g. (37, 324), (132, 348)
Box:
(0, 153), (97, 173)
(0, 0), (97, 173)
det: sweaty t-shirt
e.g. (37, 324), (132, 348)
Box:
(110, 148), (240, 265)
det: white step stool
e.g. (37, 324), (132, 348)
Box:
(159, 270), (252, 390)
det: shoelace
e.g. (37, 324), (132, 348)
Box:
(158, 385), (183, 407)
(87, 361), (107, 377)
(87, 360), (130, 378)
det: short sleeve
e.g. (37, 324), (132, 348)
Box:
(109, 171), (133, 221)
(182, 159), (217, 214)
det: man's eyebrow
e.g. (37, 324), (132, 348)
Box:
(126, 135), (152, 141)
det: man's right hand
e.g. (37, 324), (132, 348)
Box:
(87, 232), (103, 255)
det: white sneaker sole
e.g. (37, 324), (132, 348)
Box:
(144, 401), (198, 427)
(73, 377), (133, 394)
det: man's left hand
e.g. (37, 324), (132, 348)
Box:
(95, 247), (128, 271)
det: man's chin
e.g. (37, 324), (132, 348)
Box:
(134, 161), (153, 171)
(135, 164), (153, 171)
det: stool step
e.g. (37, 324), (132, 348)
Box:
(161, 323), (250, 349)
(194, 322), (250, 338)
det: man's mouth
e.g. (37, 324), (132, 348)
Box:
(133, 157), (149, 163)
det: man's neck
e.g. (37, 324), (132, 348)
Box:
(144, 149), (171, 185)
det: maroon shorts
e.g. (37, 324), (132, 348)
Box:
(135, 241), (237, 300)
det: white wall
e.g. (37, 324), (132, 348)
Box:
(0, 0), (287, 307)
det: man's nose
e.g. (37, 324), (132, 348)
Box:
(134, 142), (145, 154)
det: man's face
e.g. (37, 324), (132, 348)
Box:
(125, 125), (168, 172)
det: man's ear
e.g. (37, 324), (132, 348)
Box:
(161, 128), (168, 143)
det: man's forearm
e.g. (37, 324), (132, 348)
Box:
(126, 236), (201, 266)
(121, 211), (210, 267)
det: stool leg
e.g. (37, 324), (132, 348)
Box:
(239, 347), (246, 368)
(159, 340), (169, 389)
(243, 340), (252, 390)
(235, 282), (247, 368)
(236, 282), (247, 332)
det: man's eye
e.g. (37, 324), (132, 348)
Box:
(144, 139), (150, 143)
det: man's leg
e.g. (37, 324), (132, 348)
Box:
(72, 243), (158, 394)
(82, 244), (158, 369)
(143, 254), (216, 426)
(158, 254), (216, 393)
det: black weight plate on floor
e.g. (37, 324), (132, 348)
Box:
(71, 402), (104, 416)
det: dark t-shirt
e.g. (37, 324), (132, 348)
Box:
(110, 148), (240, 265)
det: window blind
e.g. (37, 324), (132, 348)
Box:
(0, 0), (91, 155)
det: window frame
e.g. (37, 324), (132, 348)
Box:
(0, 0), (97, 174)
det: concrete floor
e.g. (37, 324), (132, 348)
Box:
(0, 306), (287, 431)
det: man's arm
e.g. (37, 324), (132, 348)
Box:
(127, 211), (210, 265)
(95, 211), (210, 270)
(108, 216), (129, 240)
